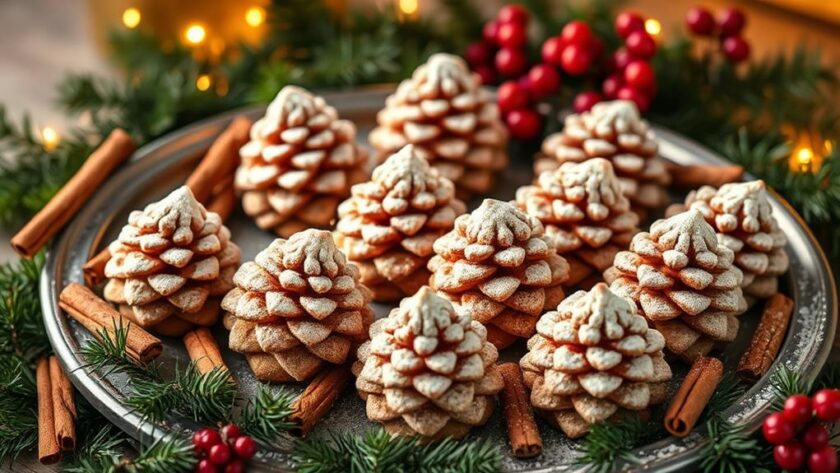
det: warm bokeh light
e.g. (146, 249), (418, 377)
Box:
(645, 19), (662, 37)
(791, 146), (815, 173)
(41, 127), (60, 151)
(184, 23), (207, 45)
(245, 6), (266, 27)
(399, 0), (419, 16)
(122, 8), (141, 29)
(196, 74), (212, 91)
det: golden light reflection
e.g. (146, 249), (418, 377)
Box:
(122, 8), (141, 29)
(196, 74), (212, 91)
(645, 19), (662, 37)
(245, 6), (266, 27)
(184, 23), (207, 45)
(41, 127), (60, 151)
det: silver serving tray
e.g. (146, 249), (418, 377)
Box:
(41, 88), (838, 472)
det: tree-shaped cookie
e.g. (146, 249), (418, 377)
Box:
(671, 181), (789, 300)
(353, 286), (503, 440)
(334, 145), (466, 301)
(429, 199), (569, 349)
(534, 100), (670, 212)
(221, 230), (374, 382)
(369, 53), (508, 199)
(605, 210), (748, 361)
(516, 158), (640, 287)
(235, 85), (369, 237)
(103, 186), (240, 336)
(520, 283), (672, 439)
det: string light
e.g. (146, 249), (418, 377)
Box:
(245, 6), (266, 27)
(645, 19), (662, 37)
(122, 8), (141, 29)
(792, 146), (814, 173)
(41, 127), (60, 151)
(196, 74), (212, 91)
(398, 0), (419, 20)
(184, 23), (207, 45)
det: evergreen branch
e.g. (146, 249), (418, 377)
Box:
(76, 319), (155, 379)
(0, 356), (38, 464)
(770, 365), (808, 409)
(0, 254), (49, 365)
(701, 372), (747, 423)
(239, 384), (296, 446)
(699, 418), (773, 473)
(574, 414), (664, 472)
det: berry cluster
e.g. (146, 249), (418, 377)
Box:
(193, 424), (258, 473)
(595, 11), (658, 112)
(685, 6), (751, 63)
(763, 389), (840, 472)
(464, 4), (531, 85)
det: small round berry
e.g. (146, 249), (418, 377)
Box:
(495, 47), (528, 76)
(625, 31), (656, 59)
(803, 423), (830, 451)
(483, 21), (501, 44)
(233, 436), (257, 460)
(464, 42), (493, 66)
(541, 36), (565, 65)
(615, 12), (645, 39)
(497, 81), (530, 112)
(560, 44), (591, 75)
(498, 4), (530, 26)
(602, 74), (624, 99)
(505, 109), (542, 140)
(721, 36), (750, 63)
(808, 446), (839, 473)
(572, 91), (602, 113)
(221, 424), (241, 442)
(197, 459), (218, 473)
(586, 36), (605, 59)
(763, 412), (797, 445)
(686, 7), (715, 36)
(193, 429), (222, 452)
(474, 66), (496, 85)
(813, 389), (840, 422)
(224, 461), (244, 473)
(774, 442), (807, 472)
(783, 394), (813, 426)
(611, 48), (633, 71)
(616, 86), (649, 112)
(208, 443), (232, 465)
(497, 22), (527, 48)
(560, 20), (593, 45)
(527, 64), (561, 98)
(718, 7), (746, 37)
(623, 60), (655, 91)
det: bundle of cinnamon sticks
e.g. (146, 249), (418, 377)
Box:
(37, 357), (76, 465)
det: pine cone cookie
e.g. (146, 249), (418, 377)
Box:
(535, 100), (670, 211)
(353, 286), (503, 440)
(516, 158), (640, 287)
(334, 145), (466, 301)
(605, 210), (748, 361)
(103, 186), (240, 336)
(221, 230), (374, 382)
(429, 199), (569, 349)
(369, 53), (508, 199)
(669, 181), (789, 300)
(236, 86), (369, 237)
(520, 283), (672, 439)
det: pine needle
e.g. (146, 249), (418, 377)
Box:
(574, 414), (664, 473)
(239, 384), (296, 446)
(700, 418), (773, 473)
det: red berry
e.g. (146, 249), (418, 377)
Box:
(465, 42), (493, 66)
(193, 429), (222, 452)
(495, 47), (527, 76)
(808, 446), (839, 473)
(615, 12), (645, 39)
(541, 36), (565, 65)
(221, 424), (241, 441)
(474, 66), (496, 85)
(718, 7), (746, 37)
(774, 442), (807, 471)
(783, 394), (813, 426)
(611, 48), (633, 71)
(624, 60), (655, 91)
(483, 21), (501, 44)
(803, 423), (830, 451)
(625, 31), (656, 59)
(498, 4), (529, 26)
(616, 86), (649, 112)
(497, 22), (527, 48)
(572, 91), (602, 113)
(208, 443), (231, 465)
(505, 109), (542, 140)
(527, 64), (561, 98)
(586, 36), (605, 60)
(197, 459), (218, 473)
(602, 74), (624, 99)
(224, 461), (245, 473)
(560, 20), (593, 45)
(813, 389), (840, 422)
(560, 44), (591, 75)
(685, 7), (715, 36)
(497, 81), (530, 112)
(721, 36), (750, 63)
(233, 436), (257, 460)
(763, 412), (797, 445)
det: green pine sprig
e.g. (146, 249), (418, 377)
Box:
(573, 414), (666, 473)
(239, 384), (296, 446)
(699, 418), (773, 473)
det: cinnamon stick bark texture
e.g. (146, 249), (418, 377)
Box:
(498, 363), (543, 459)
(664, 356), (723, 437)
(185, 116), (252, 204)
(36, 358), (61, 465)
(11, 129), (136, 259)
(290, 365), (351, 436)
(59, 283), (162, 363)
(666, 163), (744, 190)
(737, 294), (794, 381)
(206, 185), (237, 222)
(183, 327), (229, 375)
(49, 357), (76, 451)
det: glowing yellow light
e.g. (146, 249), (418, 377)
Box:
(824, 139), (834, 154)
(245, 6), (266, 27)
(41, 127), (60, 151)
(797, 147), (814, 166)
(184, 23), (207, 45)
(196, 74), (212, 91)
(399, 0), (419, 16)
(122, 8), (141, 29)
(645, 19), (662, 37)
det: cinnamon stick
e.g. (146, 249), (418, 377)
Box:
(737, 294), (794, 381)
(59, 283), (162, 363)
(37, 358), (61, 465)
(498, 363), (543, 458)
(664, 356), (723, 437)
(183, 327), (229, 376)
(666, 163), (744, 190)
(11, 129), (136, 259)
(186, 116), (251, 204)
(290, 365), (351, 436)
(206, 185), (237, 222)
(49, 357), (76, 451)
